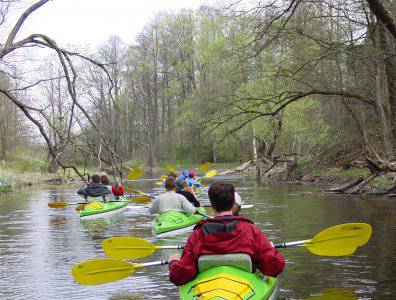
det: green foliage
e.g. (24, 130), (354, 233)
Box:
(371, 174), (394, 189)
(297, 158), (312, 167)
(7, 148), (47, 172)
(339, 168), (370, 179)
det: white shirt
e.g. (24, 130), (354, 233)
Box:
(235, 192), (243, 206)
(149, 191), (196, 215)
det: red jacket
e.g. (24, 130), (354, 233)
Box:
(169, 216), (285, 286)
(111, 185), (124, 196)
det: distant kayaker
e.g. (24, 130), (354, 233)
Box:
(176, 186), (201, 207)
(185, 171), (202, 188)
(149, 177), (197, 215)
(167, 172), (178, 179)
(77, 174), (111, 201)
(100, 174), (124, 200)
(168, 181), (285, 286)
(176, 171), (187, 189)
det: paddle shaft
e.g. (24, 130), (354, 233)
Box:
(123, 186), (155, 199)
(201, 204), (253, 209)
(274, 239), (311, 248)
(196, 212), (210, 218)
(139, 260), (169, 268)
(139, 239), (312, 252)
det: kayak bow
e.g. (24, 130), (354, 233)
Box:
(152, 207), (208, 237)
(79, 197), (128, 219)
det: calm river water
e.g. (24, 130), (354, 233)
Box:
(0, 180), (394, 299)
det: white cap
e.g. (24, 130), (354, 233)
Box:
(235, 192), (242, 206)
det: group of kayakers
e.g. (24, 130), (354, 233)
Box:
(76, 170), (285, 288)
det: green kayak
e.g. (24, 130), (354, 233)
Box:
(152, 207), (207, 237)
(79, 197), (128, 219)
(180, 254), (277, 300)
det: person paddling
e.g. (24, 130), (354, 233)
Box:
(77, 174), (111, 202)
(174, 178), (201, 207)
(168, 181), (285, 286)
(100, 174), (124, 200)
(149, 178), (197, 215)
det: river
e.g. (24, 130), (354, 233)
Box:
(0, 180), (394, 299)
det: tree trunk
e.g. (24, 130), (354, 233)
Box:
(375, 25), (394, 156)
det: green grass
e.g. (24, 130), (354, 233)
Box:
(6, 148), (47, 172)
(297, 158), (311, 167)
(371, 174), (394, 189)
(0, 167), (52, 188)
(339, 167), (370, 179)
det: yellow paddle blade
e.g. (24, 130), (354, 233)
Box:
(306, 223), (372, 256)
(75, 204), (87, 211)
(155, 181), (163, 186)
(71, 258), (139, 285)
(204, 169), (217, 178)
(103, 237), (158, 259)
(306, 288), (357, 299)
(198, 162), (212, 173)
(165, 164), (177, 173)
(160, 175), (167, 180)
(48, 202), (68, 207)
(130, 195), (152, 204)
(126, 167), (143, 180)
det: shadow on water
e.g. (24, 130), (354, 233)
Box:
(0, 181), (394, 299)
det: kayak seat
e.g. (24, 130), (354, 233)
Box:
(198, 253), (253, 273)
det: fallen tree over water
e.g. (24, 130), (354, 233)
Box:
(322, 156), (396, 195)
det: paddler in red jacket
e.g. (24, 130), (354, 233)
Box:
(168, 181), (285, 286)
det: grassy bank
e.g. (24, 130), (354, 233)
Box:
(0, 167), (54, 189)
(0, 152), (57, 189)
(294, 164), (395, 192)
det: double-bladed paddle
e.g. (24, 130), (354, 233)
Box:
(125, 204), (253, 210)
(123, 186), (155, 199)
(101, 223), (372, 259)
(49, 194), (153, 209)
(48, 201), (86, 208)
(72, 223), (372, 285)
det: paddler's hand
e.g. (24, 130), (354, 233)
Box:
(169, 253), (181, 262)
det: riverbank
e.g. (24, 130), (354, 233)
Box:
(0, 167), (59, 189)
(238, 160), (395, 195)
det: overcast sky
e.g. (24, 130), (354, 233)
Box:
(4, 0), (221, 48)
